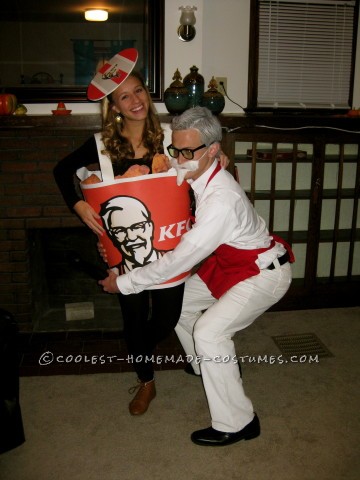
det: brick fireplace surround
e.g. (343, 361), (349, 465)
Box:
(0, 114), (108, 332)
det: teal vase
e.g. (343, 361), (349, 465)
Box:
(201, 77), (225, 115)
(183, 65), (204, 108)
(164, 69), (189, 114)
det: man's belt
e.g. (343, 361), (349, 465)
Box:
(267, 251), (290, 270)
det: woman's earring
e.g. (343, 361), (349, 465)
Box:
(115, 114), (123, 124)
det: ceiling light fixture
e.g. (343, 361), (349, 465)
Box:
(84, 9), (108, 22)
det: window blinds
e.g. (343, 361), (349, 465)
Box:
(258, 0), (356, 109)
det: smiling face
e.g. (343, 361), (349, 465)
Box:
(106, 200), (154, 266)
(111, 74), (150, 122)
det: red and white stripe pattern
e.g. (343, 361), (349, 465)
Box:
(87, 48), (138, 101)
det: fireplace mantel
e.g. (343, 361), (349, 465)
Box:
(1, 112), (359, 131)
(0, 114), (103, 130)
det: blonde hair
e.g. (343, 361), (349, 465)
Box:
(100, 71), (164, 165)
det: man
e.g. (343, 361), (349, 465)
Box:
(100, 107), (293, 446)
(100, 195), (165, 273)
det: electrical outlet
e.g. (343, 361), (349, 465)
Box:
(215, 77), (227, 95)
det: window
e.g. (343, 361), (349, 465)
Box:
(248, 0), (359, 112)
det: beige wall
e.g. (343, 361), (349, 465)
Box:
(161, 0), (250, 114)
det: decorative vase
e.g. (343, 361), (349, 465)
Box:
(164, 69), (189, 114)
(183, 65), (204, 108)
(201, 77), (225, 115)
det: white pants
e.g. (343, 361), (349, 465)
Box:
(175, 262), (292, 432)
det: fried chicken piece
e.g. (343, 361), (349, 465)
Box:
(81, 164), (150, 185)
(114, 164), (150, 179)
(152, 153), (171, 173)
(81, 173), (101, 185)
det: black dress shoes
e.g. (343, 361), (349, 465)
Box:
(191, 414), (260, 446)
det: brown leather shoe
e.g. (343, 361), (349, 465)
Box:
(128, 379), (156, 415)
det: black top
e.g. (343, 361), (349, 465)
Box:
(53, 135), (152, 211)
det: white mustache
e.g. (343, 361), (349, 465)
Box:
(170, 158), (199, 185)
(169, 146), (210, 185)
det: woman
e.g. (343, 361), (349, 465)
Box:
(53, 71), (185, 416)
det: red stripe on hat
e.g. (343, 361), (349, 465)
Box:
(87, 84), (106, 101)
(122, 48), (138, 62)
(111, 70), (128, 85)
(98, 62), (112, 74)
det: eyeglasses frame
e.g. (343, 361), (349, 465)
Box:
(167, 143), (207, 160)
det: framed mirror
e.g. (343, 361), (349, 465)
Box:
(0, 0), (164, 103)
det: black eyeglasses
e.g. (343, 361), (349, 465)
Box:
(167, 144), (206, 160)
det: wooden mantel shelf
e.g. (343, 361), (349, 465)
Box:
(1, 112), (360, 132)
(0, 114), (103, 130)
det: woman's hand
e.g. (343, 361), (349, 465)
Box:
(218, 151), (230, 170)
(99, 270), (120, 293)
(97, 240), (108, 263)
(73, 200), (105, 236)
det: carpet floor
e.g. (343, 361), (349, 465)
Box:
(0, 307), (359, 480)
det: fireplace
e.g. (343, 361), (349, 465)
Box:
(0, 113), (118, 332)
(29, 227), (122, 332)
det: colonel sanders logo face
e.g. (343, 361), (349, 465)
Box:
(100, 196), (156, 268)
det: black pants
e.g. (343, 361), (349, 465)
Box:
(118, 283), (185, 382)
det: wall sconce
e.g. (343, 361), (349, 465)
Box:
(178, 6), (197, 42)
(84, 9), (108, 22)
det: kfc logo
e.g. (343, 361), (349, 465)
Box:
(100, 195), (190, 274)
(158, 219), (191, 242)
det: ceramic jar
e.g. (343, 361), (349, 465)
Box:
(164, 69), (189, 114)
(183, 65), (204, 108)
(201, 77), (225, 115)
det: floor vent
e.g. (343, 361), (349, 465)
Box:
(271, 333), (333, 358)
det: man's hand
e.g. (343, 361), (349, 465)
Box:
(99, 270), (120, 293)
